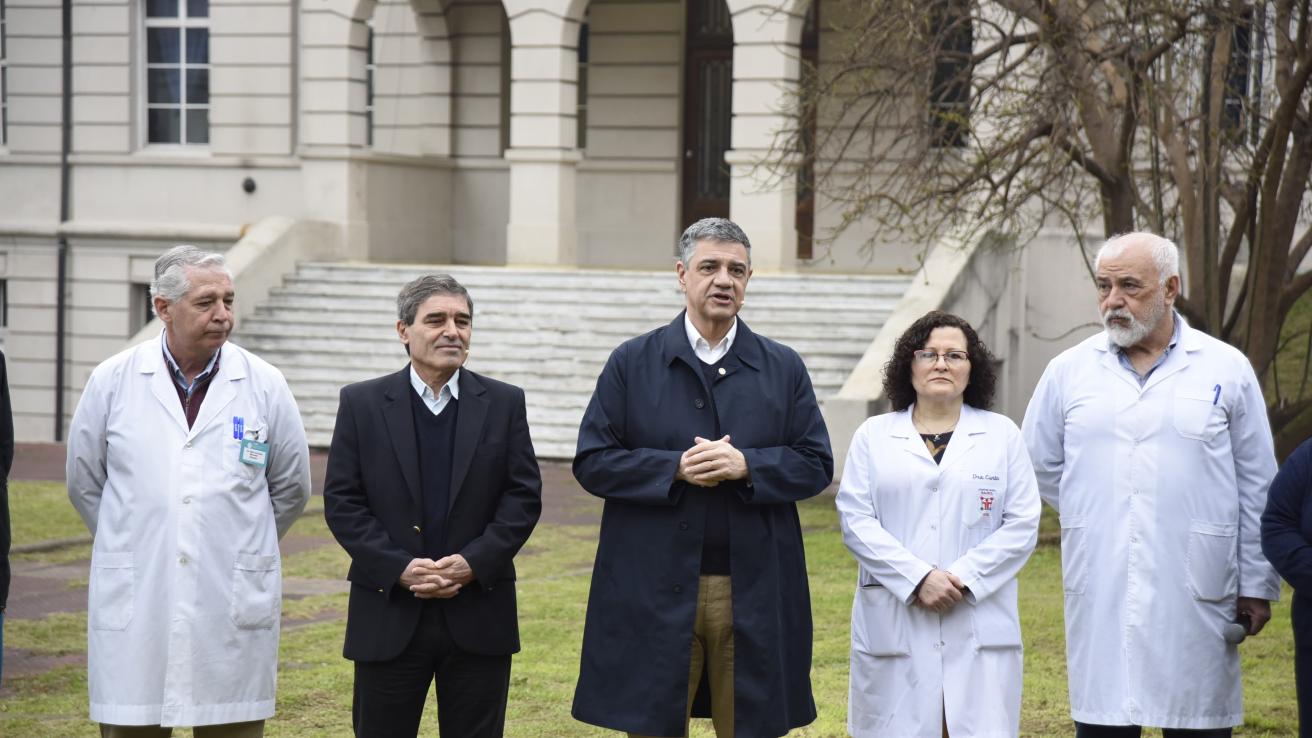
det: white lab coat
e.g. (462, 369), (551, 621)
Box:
(837, 404), (1040, 738)
(1021, 319), (1281, 729)
(66, 335), (311, 727)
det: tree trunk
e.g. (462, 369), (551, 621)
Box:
(1100, 179), (1136, 237)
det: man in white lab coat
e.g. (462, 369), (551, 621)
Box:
(66, 245), (311, 738)
(1023, 232), (1281, 737)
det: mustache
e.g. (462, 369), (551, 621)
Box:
(1102, 308), (1133, 323)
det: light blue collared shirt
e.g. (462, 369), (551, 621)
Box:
(160, 330), (221, 399)
(410, 366), (460, 415)
(1111, 312), (1182, 386)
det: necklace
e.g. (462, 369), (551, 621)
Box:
(913, 412), (957, 443)
(923, 428), (954, 444)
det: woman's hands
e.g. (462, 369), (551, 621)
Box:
(914, 569), (967, 613)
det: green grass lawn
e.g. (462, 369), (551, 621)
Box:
(9, 481), (87, 545)
(2, 488), (1299, 736)
(1271, 287), (1312, 406)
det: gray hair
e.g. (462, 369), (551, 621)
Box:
(678, 217), (752, 266)
(1095, 232), (1180, 285)
(150, 245), (230, 316)
(397, 274), (473, 325)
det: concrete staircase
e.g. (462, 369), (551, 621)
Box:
(234, 263), (911, 459)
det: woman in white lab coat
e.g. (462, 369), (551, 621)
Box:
(837, 311), (1040, 738)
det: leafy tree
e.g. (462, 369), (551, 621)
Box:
(791, 0), (1312, 455)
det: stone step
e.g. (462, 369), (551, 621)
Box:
(237, 312), (892, 341)
(240, 335), (872, 365)
(232, 262), (911, 458)
(253, 292), (893, 317)
(261, 357), (855, 390)
(290, 262), (911, 294)
(268, 367), (856, 404)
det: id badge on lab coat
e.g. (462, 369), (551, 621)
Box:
(239, 438), (269, 467)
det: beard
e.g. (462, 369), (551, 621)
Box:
(1103, 296), (1168, 348)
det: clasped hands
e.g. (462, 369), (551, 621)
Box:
(915, 568), (967, 613)
(400, 554), (473, 599)
(675, 435), (748, 488)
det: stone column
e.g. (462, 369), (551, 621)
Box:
(725, 0), (805, 271)
(502, 0), (586, 265)
(298, 0), (374, 259)
(300, 0), (373, 150)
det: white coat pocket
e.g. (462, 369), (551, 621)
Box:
(230, 553), (280, 630)
(1173, 388), (1222, 442)
(1059, 515), (1090, 595)
(852, 585), (912, 657)
(222, 437), (262, 484)
(971, 596), (1023, 650)
(89, 551), (135, 631)
(962, 470), (1004, 534)
(1186, 521), (1238, 602)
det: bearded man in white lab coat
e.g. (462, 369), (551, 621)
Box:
(66, 245), (311, 738)
(1022, 232), (1281, 738)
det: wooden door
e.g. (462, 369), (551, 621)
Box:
(796, 4), (818, 258)
(681, 0), (734, 228)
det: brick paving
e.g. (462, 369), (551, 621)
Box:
(12, 443), (67, 483)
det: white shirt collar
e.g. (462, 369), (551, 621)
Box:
(684, 313), (737, 365)
(409, 365), (461, 415)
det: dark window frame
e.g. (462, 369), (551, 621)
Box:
(131, 282), (153, 335)
(1, 0), (8, 147)
(143, 0), (210, 146)
(927, 0), (972, 149)
(1222, 6), (1256, 142)
(576, 16), (588, 150)
(365, 21), (374, 147)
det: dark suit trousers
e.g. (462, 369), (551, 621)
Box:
(353, 600), (511, 738)
(1296, 595), (1312, 738)
(1075, 723), (1231, 738)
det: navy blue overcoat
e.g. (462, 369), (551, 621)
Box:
(571, 313), (834, 737)
(1262, 437), (1312, 738)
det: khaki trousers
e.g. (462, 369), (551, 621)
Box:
(629, 574), (734, 738)
(100, 720), (264, 738)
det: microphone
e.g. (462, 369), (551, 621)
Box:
(1223, 613), (1252, 644)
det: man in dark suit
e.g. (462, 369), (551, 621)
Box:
(324, 274), (542, 738)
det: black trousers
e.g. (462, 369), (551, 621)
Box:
(1075, 722), (1232, 738)
(352, 601), (512, 737)
(1295, 596), (1312, 738)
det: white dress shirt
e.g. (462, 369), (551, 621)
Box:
(410, 365), (461, 415)
(684, 313), (738, 365)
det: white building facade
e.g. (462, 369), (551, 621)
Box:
(0, 0), (1096, 446)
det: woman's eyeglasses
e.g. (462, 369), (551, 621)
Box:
(912, 350), (970, 366)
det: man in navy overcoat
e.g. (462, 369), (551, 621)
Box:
(1262, 438), (1312, 738)
(571, 218), (834, 738)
